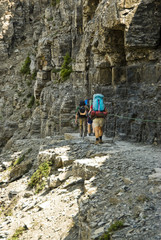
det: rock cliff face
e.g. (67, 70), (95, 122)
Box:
(0, 0), (161, 149)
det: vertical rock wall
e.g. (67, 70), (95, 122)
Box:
(0, 0), (161, 148)
(72, 0), (161, 144)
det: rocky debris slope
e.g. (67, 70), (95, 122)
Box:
(0, 134), (161, 240)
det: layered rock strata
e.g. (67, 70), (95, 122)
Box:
(0, 0), (161, 148)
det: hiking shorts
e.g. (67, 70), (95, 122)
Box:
(93, 118), (105, 128)
(87, 117), (92, 124)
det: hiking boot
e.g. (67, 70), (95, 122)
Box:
(99, 139), (103, 144)
(95, 140), (99, 145)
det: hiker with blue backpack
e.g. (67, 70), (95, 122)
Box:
(75, 100), (88, 138)
(89, 94), (108, 144)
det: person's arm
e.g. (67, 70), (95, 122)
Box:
(104, 106), (108, 113)
(75, 113), (78, 123)
(88, 105), (93, 115)
(75, 107), (79, 123)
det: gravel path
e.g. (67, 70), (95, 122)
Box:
(0, 135), (161, 240)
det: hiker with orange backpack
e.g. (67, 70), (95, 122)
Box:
(89, 94), (108, 144)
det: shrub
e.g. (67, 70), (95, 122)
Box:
(52, 68), (61, 73)
(31, 70), (37, 80)
(28, 161), (51, 193)
(8, 226), (27, 240)
(60, 68), (72, 80)
(60, 52), (72, 81)
(27, 95), (35, 108)
(99, 220), (124, 240)
(51, 0), (60, 7)
(26, 79), (32, 86)
(4, 197), (18, 217)
(20, 56), (31, 75)
(13, 154), (25, 166)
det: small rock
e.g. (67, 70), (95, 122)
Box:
(38, 201), (51, 210)
(8, 190), (19, 199)
(23, 191), (34, 198)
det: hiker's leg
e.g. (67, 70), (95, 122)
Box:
(88, 123), (91, 134)
(79, 119), (83, 137)
(93, 119), (100, 144)
(94, 126), (99, 138)
(92, 122), (95, 135)
(88, 117), (92, 136)
(94, 126), (100, 144)
(98, 127), (103, 137)
(88, 124), (91, 134)
(98, 118), (105, 143)
(98, 127), (103, 143)
(83, 118), (87, 136)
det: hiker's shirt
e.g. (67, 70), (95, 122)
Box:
(76, 105), (88, 118)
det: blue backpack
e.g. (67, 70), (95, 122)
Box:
(85, 99), (93, 107)
(93, 94), (105, 111)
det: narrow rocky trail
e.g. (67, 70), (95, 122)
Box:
(0, 134), (161, 240)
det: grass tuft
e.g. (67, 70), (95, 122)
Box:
(13, 154), (25, 166)
(20, 56), (31, 75)
(27, 95), (35, 108)
(99, 220), (124, 240)
(60, 52), (72, 81)
(51, 0), (60, 7)
(28, 161), (51, 193)
(8, 226), (27, 240)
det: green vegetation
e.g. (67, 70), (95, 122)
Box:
(60, 52), (72, 81)
(136, 194), (149, 203)
(27, 95), (35, 108)
(31, 70), (37, 80)
(52, 68), (61, 73)
(20, 57), (37, 87)
(51, 0), (60, 7)
(13, 149), (32, 166)
(8, 226), (27, 240)
(28, 161), (51, 193)
(47, 17), (53, 21)
(27, 93), (32, 98)
(35, 99), (40, 106)
(51, 53), (72, 83)
(99, 220), (124, 240)
(4, 197), (18, 216)
(13, 154), (25, 166)
(20, 56), (31, 75)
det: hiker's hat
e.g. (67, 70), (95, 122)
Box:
(79, 100), (85, 106)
